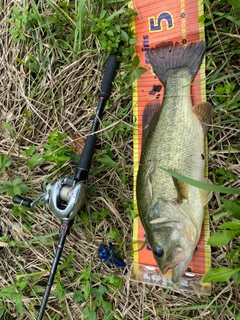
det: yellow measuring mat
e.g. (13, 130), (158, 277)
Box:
(131, 0), (211, 294)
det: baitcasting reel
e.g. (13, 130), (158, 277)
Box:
(13, 177), (86, 221)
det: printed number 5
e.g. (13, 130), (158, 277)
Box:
(149, 12), (174, 32)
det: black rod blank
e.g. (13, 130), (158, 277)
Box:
(37, 219), (73, 320)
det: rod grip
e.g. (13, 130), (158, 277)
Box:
(13, 195), (32, 207)
(99, 55), (119, 99)
(75, 135), (97, 181)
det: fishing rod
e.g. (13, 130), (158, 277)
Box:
(12, 55), (119, 320)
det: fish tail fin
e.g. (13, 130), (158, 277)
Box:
(148, 41), (206, 85)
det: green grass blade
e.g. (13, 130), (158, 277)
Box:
(73, 0), (85, 56)
(161, 168), (240, 195)
(46, 0), (75, 25)
(106, 5), (128, 21)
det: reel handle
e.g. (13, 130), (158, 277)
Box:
(13, 195), (33, 207)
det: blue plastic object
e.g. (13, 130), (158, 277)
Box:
(98, 243), (126, 268)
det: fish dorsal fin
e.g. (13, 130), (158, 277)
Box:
(192, 102), (212, 134)
(142, 100), (161, 141)
(200, 178), (213, 206)
(172, 177), (188, 204)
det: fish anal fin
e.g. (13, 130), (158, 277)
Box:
(172, 177), (188, 204)
(200, 178), (213, 206)
(192, 102), (212, 134)
(142, 101), (161, 140)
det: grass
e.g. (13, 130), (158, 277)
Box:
(0, 0), (240, 319)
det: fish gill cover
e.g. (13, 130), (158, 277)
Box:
(130, 0), (211, 294)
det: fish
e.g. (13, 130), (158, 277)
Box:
(136, 41), (212, 283)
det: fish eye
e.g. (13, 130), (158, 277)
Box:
(153, 247), (164, 258)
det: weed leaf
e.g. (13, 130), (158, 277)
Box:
(2, 121), (14, 135)
(222, 198), (240, 219)
(0, 155), (11, 174)
(12, 6), (19, 16)
(84, 281), (91, 301)
(227, 248), (240, 263)
(79, 267), (91, 281)
(32, 285), (44, 294)
(108, 229), (119, 241)
(218, 220), (240, 229)
(27, 153), (44, 170)
(228, 0), (240, 9)
(203, 266), (240, 283)
(0, 179), (29, 196)
(73, 290), (85, 303)
(21, 145), (36, 157)
(207, 230), (240, 246)
(83, 307), (97, 320)
(18, 277), (29, 291)
(15, 295), (23, 315)
(96, 156), (119, 169)
(233, 270), (240, 285)
(0, 286), (18, 299)
(121, 30), (129, 41)
(103, 274), (123, 289)
(55, 279), (66, 300)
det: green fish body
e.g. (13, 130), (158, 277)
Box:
(136, 41), (212, 283)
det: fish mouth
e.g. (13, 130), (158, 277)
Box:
(160, 253), (189, 282)
(160, 246), (187, 275)
(172, 256), (193, 283)
(160, 263), (187, 283)
(160, 262), (178, 275)
(171, 263), (187, 283)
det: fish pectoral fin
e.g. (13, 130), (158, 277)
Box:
(147, 198), (181, 226)
(172, 176), (188, 204)
(200, 178), (213, 206)
(192, 102), (212, 134)
(149, 217), (169, 224)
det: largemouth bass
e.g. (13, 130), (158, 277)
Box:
(136, 41), (212, 283)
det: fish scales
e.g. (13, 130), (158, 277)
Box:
(136, 41), (212, 283)
(139, 70), (203, 207)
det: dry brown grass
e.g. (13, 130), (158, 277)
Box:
(0, 0), (240, 319)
